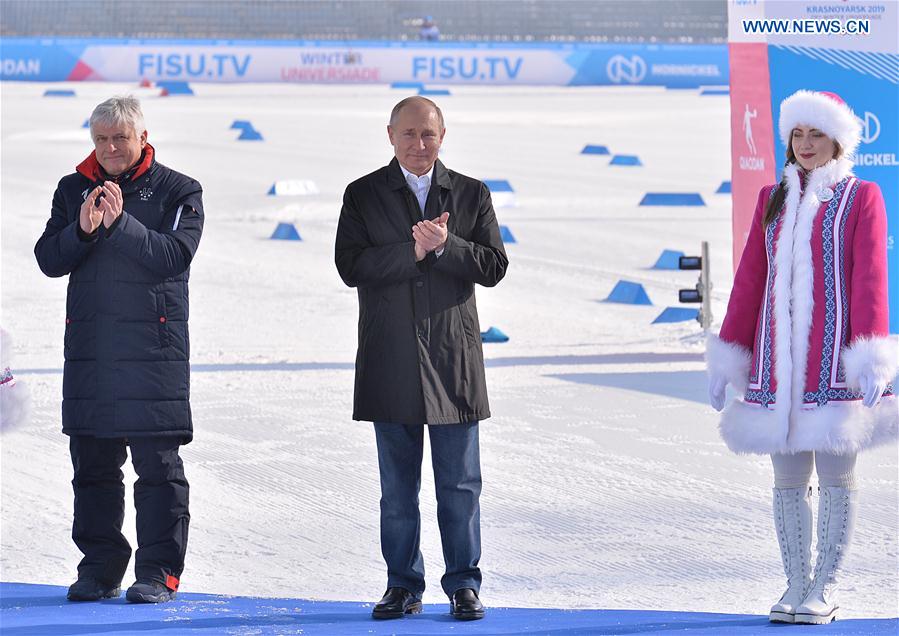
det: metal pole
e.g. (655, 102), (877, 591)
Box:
(701, 240), (711, 331)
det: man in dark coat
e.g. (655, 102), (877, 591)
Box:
(335, 96), (508, 621)
(35, 95), (203, 604)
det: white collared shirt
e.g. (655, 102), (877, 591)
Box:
(400, 163), (444, 257)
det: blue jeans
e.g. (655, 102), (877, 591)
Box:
(374, 421), (482, 598)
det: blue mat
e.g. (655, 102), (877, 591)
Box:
(238, 128), (264, 141)
(652, 307), (700, 323)
(2, 583), (893, 635)
(157, 81), (193, 95)
(483, 179), (514, 192)
(581, 144), (610, 155)
(44, 89), (75, 97)
(716, 181), (732, 194)
(651, 249), (685, 270)
(391, 81), (424, 90)
(499, 225), (517, 244)
(640, 193), (706, 207)
(610, 155), (642, 166)
(605, 281), (652, 305)
(270, 222), (301, 241)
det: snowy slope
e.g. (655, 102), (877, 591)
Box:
(1, 82), (896, 618)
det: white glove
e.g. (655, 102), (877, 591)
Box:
(708, 373), (727, 412)
(858, 372), (887, 408)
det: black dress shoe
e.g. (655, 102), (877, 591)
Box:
(450, 588), (485, 620)
(66, 577), (121, 601)
(372, 587), (422, 619)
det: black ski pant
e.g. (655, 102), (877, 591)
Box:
(69, 435), (189, 588)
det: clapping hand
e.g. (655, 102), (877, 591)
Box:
(412, 211), (450, 262)
(98, 181), (124, 229)
(79, 186), (104, 235)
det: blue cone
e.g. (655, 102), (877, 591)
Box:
(652, 307), (699, 323)
(481, 326), (509, 343)
(605, 281), (652, 305)
(500, 226), (517, 244)
(270, 223), (302, 241)
(651, 250), (685, 270)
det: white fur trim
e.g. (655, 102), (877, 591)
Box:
(705, 334), (752, 393)
(779, 90), (863, 158)
(720, 397), (898, 455)
(841, 336), (899, 389)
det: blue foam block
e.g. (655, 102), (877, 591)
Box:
(581, 144), (610, 155)
(499, 225), (517, 244)
(701, 88), (730, 96)
(231, 120), (253, 130)
(653, 307), (700, 323)
(610, 155), (642, 166)
(652, 249), (686, 270)
(483, 179), (514, 193)
(716, 181), (732, 194)
(605, 281), (652, 305)
(270, 223), (302, 241)
(640, 193), (706, 207)
(481, 326), (509, 343)
(4, 582), (895, 635)
(157, 81), (194, 95)
(44, 89), (75, 97)
(418, 88), (451, 96)
(391, 81), (424, 89)
(238, 128), (264, 141)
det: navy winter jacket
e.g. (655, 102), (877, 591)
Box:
(35, 145), (203, 441)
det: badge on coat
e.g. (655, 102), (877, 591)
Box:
(816, 187), (834, 202)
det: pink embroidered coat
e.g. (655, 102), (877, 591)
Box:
(707, 158), (897, 455)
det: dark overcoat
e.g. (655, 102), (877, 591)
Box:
(335, 158), (508, 425)
(35, 145), (203, 441)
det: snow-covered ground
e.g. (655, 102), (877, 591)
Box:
(1, 82), (896, 618)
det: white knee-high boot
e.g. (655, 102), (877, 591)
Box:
(794, 486), (858, 624)
(769, 486), (813, 623)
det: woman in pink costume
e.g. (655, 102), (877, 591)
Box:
(706, 90), (897, 624)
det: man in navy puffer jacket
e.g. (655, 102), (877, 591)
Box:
(35, 95), (203, 604)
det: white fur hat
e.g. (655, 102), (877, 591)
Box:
(778, 90), (862, 158)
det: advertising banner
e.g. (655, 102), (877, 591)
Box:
(0, 39), (728, 88)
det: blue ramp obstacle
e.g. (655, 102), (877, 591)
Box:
(270, 223), (302, 241)
(605, 281), (652, 305)
(82, 119), (90, 128)
(652, 249), (686, 270)
(481, 326), (509, 343)
(653, 307), (700, 324)
(418, 88), (451, 96)
(499, 225), (517, 244)
(391, 81), (424, 90)
(44, 89), (75, 97)
(640, 193), (706, 206)
(157, 81), (194, 95)
(3, 583), (895, 635)
(230, 120), (254, 130)
(581, 144), (610, 155)
(610, 155), (643, 166)
(701, 88), (730, 96)
(716, 181), (732, 194)
(483, 179), (514, 193)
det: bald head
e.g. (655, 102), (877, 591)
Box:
(389, 96), (445, 130)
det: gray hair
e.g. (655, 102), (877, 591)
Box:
(89, 95), (146, 137)
(389, 96), (444, 130)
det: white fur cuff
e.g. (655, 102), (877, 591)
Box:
(706, 334), (752, 394)
(841, 336), (899, 390)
